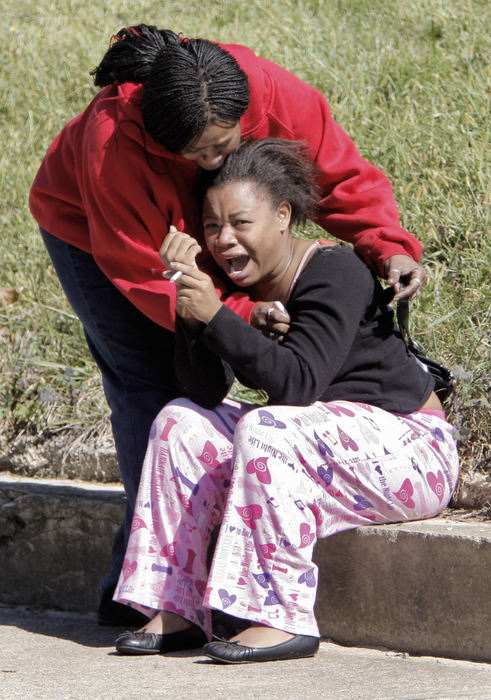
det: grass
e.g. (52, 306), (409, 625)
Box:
(0, 0), (489, 477)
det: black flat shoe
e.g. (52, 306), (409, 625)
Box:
(98, 584), (150, 628)
(115, 625), (207, 655)
(203, 634), (319, 664)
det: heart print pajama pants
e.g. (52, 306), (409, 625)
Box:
(114, 397), (459, 640)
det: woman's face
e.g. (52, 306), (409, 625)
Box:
(203, 180), (291, 289)
(180, 122), (241, 170)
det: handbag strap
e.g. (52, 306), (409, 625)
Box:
(396, 298), (411, 346)
(397, 299), (410, 345)
(396, 296), (455, 398)
(396, 296), (424, 353)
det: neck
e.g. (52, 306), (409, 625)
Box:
(251, 237), (315, 304)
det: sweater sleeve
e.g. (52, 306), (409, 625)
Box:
(197, 248), (372, 406)
(254, 58), (423, 275)
(75, 109), (256, 331)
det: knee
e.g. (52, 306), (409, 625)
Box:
(150, 398), (201, 440)
(235, 405), (294, 444)
(235, 407), (264, 440)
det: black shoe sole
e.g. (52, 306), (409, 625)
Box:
(204, 649), (318, 664)
(203, 635), (320, 664)
(115, 645), (162, 655)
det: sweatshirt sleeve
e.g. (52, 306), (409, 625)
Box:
(30, 96), (257, 332)
(82, 115), (258, 330)
(255, 58), (423, 275)
(197, 248), (372, 406)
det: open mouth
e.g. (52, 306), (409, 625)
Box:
(225, 256), (250, 277)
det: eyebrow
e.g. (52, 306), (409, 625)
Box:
(203, 209), (252, 219)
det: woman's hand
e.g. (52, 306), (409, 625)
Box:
(168, 261), (222, 324)
(250, 302), (291, 341)
(385, 254), (427, 302)
(160, 226), (202, 270)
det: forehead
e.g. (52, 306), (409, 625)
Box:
(204, 180), (273, 212)
(185, 122), (239, 152)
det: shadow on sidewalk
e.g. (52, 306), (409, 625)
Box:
(0, 604), (210, 658)
(0, 604), (123, 648)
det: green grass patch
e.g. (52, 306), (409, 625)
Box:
(0, 0), (489, 475)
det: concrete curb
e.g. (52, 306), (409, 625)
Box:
(0, 474), (489, 662)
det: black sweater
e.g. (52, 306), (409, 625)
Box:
(174, 246), (434, 413)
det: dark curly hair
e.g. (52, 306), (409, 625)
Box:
(203, 139), (319, 225)
(91, 24), (250, 153)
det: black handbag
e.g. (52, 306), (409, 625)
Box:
(397, 299), (456, 402)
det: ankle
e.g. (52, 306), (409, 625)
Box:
(230, 624), (294, 648)
(137, 611), (191, 635)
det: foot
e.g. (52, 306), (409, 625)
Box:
(135, 611), (192, 635)
(203, 630), (319, 664)
(114, 613), (206, 655)
(230, 624), (294, 648)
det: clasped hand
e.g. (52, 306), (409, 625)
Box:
(160, 227), (222, 324)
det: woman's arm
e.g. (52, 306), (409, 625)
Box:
(233, 49), (426, 299)
(174, 316), (236, 408)
(196, 248), (373, 406)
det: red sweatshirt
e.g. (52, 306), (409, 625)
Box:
(29, 43), (422, 331)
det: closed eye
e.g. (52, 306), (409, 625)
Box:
(204, 222), (220, 231)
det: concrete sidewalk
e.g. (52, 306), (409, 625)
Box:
(1, 605), (490, 700)
(1, 474), (490, 664)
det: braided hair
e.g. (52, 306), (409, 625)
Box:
(204, 139), (319, 226)
(91, 24), (250, 153)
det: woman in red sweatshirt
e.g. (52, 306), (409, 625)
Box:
(29, 24), (426, 626)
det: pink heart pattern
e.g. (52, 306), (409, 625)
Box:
(259, 542), (276, 559)
(325, 404), (356, 417)
(130, 515), (147, 533)
(165, 601), (186, 616)
(427, 470), (445, 503)
(338, 426), (359, 451)
(195, 580), (207, 597)
(198, 440), (221, 470)
(235, 504), (263, 530)
(299, 522), (315, 548)
(122, 558), (137, 581)
(160, 541), (179, 566)
(246, 456), (271, 484)
(393, 478), (416, 508)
